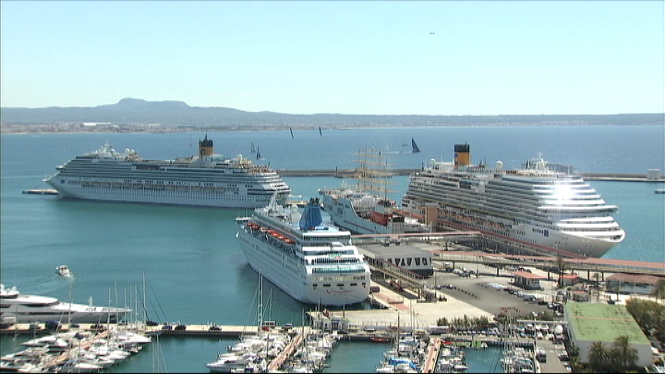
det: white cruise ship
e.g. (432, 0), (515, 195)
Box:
(44, 135), (291, 209)
(236, 197), (371, 306)
(0, 284), (131, 324)
(401, 144), (625, 258)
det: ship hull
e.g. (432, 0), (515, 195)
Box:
(46, 177), (289, 209)
(320, 193), (428, 235)
(236, 231), (370, 306)
(439, 219), (617, 258)
(2, 305), (130, 324)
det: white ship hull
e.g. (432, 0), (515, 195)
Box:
(321, 194), (391, 235)
(43, 138), (290, 209)
(237, 231), (369, 306)
(319, 192), (430, 236)
(46, 177), (286, 209)
(0, 284), (131, 324)
(437, 217), (618, 258)
(402, 145), (625, 259)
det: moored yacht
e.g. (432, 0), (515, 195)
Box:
(0, 284), (131, 324)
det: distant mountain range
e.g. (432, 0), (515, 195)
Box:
(1, 98), (662, 128)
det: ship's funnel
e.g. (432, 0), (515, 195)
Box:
(299, 198), (323, 231)
(199, 135), (214, 157)
(454, 144), (471, 168)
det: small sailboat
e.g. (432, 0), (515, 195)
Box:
(411, 138), (420, 153)
(290, 128), (294, 139)
(256, 147), (262, 160)
(319, 126), (323, 137)
(251, 142), (256, 153)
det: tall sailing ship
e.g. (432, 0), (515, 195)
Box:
(44, 135), (291, 209)
(401, 144), (625, 258)
(319, 148), (431, 235)
(235, 197), (371, 306)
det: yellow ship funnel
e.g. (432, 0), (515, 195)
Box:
(199, 135), (214, 157)
(454, 144), (471, 168)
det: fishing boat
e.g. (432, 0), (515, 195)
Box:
(236, 197), (371, 306)
(43, 135), (290, 209)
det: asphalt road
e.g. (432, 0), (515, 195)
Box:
(426, 266), (560, 319)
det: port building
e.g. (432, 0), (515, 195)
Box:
(564, 302), (652, 367)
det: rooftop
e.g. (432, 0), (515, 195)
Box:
(565, 302), (650, 345)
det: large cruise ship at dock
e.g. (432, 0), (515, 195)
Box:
(319, 148), (431, 235)
(44, 136), (291, 208)
(236, 197), (371, 306)
(401, 144), (625, 258)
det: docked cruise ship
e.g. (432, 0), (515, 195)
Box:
(44, 136), (291, 209)
(236, 197), (371, 306)
(319, 149), (431, 235)
(319, 184), (431, 235)
(0, 284), (131, 324)
(401, 144), (625, 258)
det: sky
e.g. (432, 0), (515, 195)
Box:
(1, 1), (664, 116)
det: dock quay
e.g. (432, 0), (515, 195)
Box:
(1, 323), (280, 337)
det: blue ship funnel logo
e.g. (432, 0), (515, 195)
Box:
(299, 198), (323, 231)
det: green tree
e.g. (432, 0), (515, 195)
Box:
(652, 279), (665, 302)
(556, 255), (567, 288)
(610, 335), (638, 371)
(625, 298), (665, 343)
(588, 341), (612, 372)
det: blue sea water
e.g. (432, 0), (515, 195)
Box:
(1, 125), (663, 372)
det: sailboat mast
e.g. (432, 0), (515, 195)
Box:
(257, 275), (263, 331)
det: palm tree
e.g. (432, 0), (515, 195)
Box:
(591, 272), (601, 301)
(611, 335), (638, 371)
(651, 279), (665, 302)
(556, 255), (567, 288)
(588, 341), (611, 372)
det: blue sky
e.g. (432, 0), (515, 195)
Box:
(1, 1), (663, 115)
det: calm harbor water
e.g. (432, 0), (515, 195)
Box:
(1, 125), (663, 372)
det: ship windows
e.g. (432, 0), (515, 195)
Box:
(323, 284), (331, 287)
(350, 283), (357, 286)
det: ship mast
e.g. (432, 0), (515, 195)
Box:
(353, 147), (396, 199)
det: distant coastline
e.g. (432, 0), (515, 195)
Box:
(2, 121), (664, 135)
(1, 98), (662, 134)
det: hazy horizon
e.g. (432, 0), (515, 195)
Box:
(2, 1), (664, 116)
